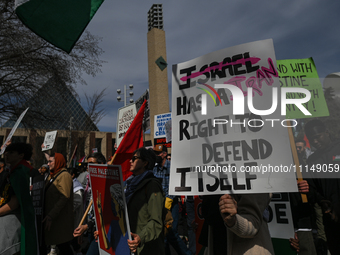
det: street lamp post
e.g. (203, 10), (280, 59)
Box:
(117, 84), (134, 106)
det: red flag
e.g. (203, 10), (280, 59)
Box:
(111, 100), (146, 180)
(303, 134), (311, 148)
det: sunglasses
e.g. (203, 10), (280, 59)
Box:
(131, 156), (141, 162)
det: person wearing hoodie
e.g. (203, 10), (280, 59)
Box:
(43, 152), (74, 254)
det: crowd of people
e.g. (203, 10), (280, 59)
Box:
(0, 118), (339, 255)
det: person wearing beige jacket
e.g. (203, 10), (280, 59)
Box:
(43, 153), (74, 254)
(219, 193), (274, 255)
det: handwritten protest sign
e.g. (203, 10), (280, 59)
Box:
(135, 89), (150, 131)
(154, 113), (171, 138)
(42, 130), (57, 151)
(267, 193), (294, 239)
(88, 164), (131, 255)
(277, 58), (329, 118)
(170, 39), (298, 196)
(116, 104), (137, 146)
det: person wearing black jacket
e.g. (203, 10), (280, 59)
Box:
(305, 119), (340, 255)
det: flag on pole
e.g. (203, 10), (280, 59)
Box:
(15, 0), (105, 53)
(111, 100), (146, 181)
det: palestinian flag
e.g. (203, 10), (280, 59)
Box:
(15, 0), (105, 53)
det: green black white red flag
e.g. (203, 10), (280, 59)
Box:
(15, 0), (105, 53)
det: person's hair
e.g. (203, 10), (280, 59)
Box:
(304, 119), (326, 139)
(295, 139), (306, 145)
(0, 158), (5, 165)
(68, 167), (80, 178)
(5, 143), (33, 160)
(133, 147), (156, 170)
(87, 152), (106, 164)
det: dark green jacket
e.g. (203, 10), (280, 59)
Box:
(10, 160), (38, 255)
(127, 175), (165, 255)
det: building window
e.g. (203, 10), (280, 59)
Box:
(95, 138), (102, 153)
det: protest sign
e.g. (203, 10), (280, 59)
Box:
(88, 164), (131, 255)
(135, 89), (150, 131)
(154, 113), (171, 138)
(42, 130), (57, 151)
(170, 39), (298, 196)
(165, 119), (172, 143)
(116, 103), (137, 146)
(31, 175), (45, 244)
(0, 107), (29, 155)
(267, 193), (294, 239)
(277, 58), (329, 118)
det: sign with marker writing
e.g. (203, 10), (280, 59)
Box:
(154, 113), (171, 138)
(277, 58), (329, 118)
(116, 103), (137, 147)
(170, 39), (298, 195)
(42, 130), (57, 151)
(267, 193), (294, 239)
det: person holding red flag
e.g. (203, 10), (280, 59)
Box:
(111, 100), (147, 181)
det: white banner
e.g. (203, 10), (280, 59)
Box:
(170, 39), (298, 195)
(0, 108), (29, 155)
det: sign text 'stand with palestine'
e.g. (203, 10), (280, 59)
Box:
(170, 39), (298, 196)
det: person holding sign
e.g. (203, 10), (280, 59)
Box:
(219, 193), (274, 255)
(305, 119), (340, 255)
(125, 147), (165, 254)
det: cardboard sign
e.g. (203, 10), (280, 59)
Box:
(88, 164), (131, 255)
(267, 193), (294, 239)
(135, 89), (150, 131)
(42, 130), (57, 151)
(116, 104), (137, 146)
(154, 113), (171, 138)
(31, 175), (45, 244)
(170, 39), (297, 195)
(277, 58), (329, 118)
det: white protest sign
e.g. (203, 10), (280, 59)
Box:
(0, 108), (29, 155)
(135, 89), (150, 131)
(42, 131), (57, 151)
(165, 119), (172, 143)
(267, 193), (294, 239)
(170, 39), (298, 195)
(154, 113), (171, 139)
(116, 103), (137, 146)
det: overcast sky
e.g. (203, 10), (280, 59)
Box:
(76, 1), (340, 132)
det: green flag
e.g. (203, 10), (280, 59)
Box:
(15, 0), (105, 53)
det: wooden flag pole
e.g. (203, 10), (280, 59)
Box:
(78, 199), (93, 228)
(68, 144), (78, 168)
(287, 121), (308, 203)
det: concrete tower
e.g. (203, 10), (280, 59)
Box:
(147, 4), (170, 144)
